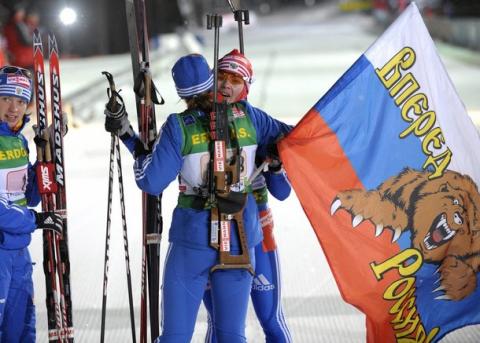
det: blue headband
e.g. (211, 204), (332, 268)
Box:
(0, 73), (32, 103)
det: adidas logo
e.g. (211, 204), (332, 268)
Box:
(44, 216), (54, 225)
(252, 274), (275, 291)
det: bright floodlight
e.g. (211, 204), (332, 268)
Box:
(59, 7), (77, 26)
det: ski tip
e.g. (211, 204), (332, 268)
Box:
(33, 29), (43, 50)
(48, 33), (59, 54)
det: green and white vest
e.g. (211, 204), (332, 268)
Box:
(0, 134), (29, 206)
(176, 103), (257, 208)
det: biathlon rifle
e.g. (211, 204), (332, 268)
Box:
(206, 12), (253, 274)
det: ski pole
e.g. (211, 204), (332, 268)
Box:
(100, 71), (136, 343)
(115, 132), (136, 343)
(100, 126), (115, 343)
(249, 161), (269, 183)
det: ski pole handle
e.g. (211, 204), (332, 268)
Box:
(248, 161), (268, 183)
(102, 71), (124, 114)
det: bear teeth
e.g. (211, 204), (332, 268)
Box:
(425, 213), (457, 250)
(438, 221), (455, 241)
(424, 236), (436, 250)
(444, 227), (455, 240)
(436, 217), (447, 229)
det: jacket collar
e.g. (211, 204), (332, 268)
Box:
(0, 115), (30, 136)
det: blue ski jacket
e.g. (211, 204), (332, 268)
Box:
(122, 100), (291, 251)
(0, 117), (41, 250)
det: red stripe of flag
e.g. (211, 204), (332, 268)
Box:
(279, 109), (401, 341)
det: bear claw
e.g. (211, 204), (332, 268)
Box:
(352, 214), (363, 227)
(331, 199), (341, 216)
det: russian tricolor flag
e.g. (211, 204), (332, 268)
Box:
(280, 3), (480, 342)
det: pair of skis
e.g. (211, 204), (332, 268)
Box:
(125, 0), (163, 342)
(100, 1), (163, 341)
(33, 30), (73, 342)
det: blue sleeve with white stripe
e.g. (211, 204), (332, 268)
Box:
(133, 114), (183, 195)
(242, 101), (292, 146)
(0, 196), (36, 234)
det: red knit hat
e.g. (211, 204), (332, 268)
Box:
(218, 49), (254, 89)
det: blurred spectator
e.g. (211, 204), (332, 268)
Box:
(0, 33), (8, 66)
(148, 0), (203, 54)
(373, 0), (480, 18)
(441, 0), (480, 18)
(0, 3), (9, 67)
(3, 3), (34, 70)
(25, 5), (40, 31)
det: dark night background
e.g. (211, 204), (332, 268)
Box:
(0, 0), (308, 57)
(0, 0), (479, 57)
(0, 0), (192, 56)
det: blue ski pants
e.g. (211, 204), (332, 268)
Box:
(0, 247), (35, 343)
(204, 206), (292, 343)
(204, 244), (292, 343)
(158, 243), (255, 343)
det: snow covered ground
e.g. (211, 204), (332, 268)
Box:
(28, 2), (480, 342)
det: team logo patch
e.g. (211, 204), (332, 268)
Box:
(15, 87), (25, 96)
(228, 62), (239, 70)
(183, 114), (195, 125)
(7, 75), (30, 88)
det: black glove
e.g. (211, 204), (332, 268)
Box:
(134, 139), (150, 158)
(32, 125), (48, 149)
(104, 100), (134, 138)
(266, 143), (283, 173)
(34, 210), (63, 234)
(32, 112), (69, 149)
